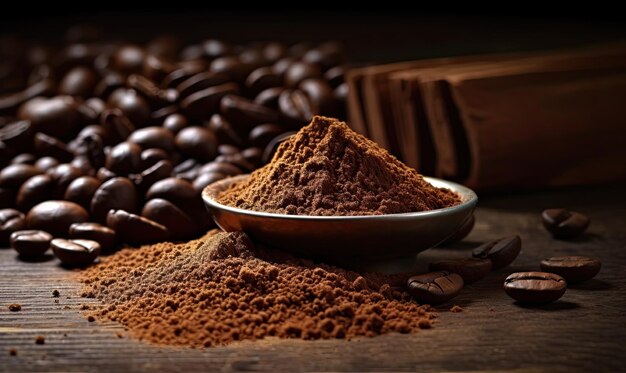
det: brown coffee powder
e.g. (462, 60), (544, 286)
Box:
(218, 116), (459, 216)
(81, 231), (435, 347)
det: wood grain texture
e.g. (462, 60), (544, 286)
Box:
(1, 185), (625, 372)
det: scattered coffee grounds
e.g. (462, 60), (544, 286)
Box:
(81, 231), (436, 347)
(218, 116), (459, 216)
(450, 305), (464, 313)
(52, 289), (60, 297)
(9, 348), (17, 356)
(8, 303), (21, 312)
(35, 336), (45, 345)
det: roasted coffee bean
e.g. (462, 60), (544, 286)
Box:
(173, 159), (199, 174)
(210, 56), (252, 83)
(146, 177), (197, 204)
(429, 258), (492, 284)
(504, 272), (567, 304)
(440, 215), (475, 245)
(107, 88), (151, 127)
(0, 209), (26, 244)
(239, 48), (267, 70)
(0, 164), (42, 189)
(18, 96), (82, 140)
(220, 94), (282, 129)
(51, 238), (100, 266)
(0, 120), (33, 151)
(26, 200), (89, 237)
(134, 160), (173, 191)
(218, 144), (240, 156)
(47, 164), (85, 198)
(214, 154), (255, 173)
(95, 72), (125, 99)
(241, 147), (263, 167)
(105, 142), (143, 175)
(180, 82), (239, 120)
(302, 45), (343, 71)
(540, 256), (601, 283)
(245, 66), (283, 95)
(248, 124), (284, 148)
(262, 131), (296, 164)
(0, 80), (55, 116)
(407, 271), (464, 305)
(64, 176), (101, 209)
(175, 126), (218, 162)
(162, 113), (188, 134)
(10, 230), (52, 257)
(33, 132), (73, 162)
(278, 89), (316, 122)
(34, 157), (59, 171)
(59, 66), (98, 97)
(96, 167), (116, 182)
(127, 74), (176, 107)
(11, 153), (37, 165)
(128, 127), (175, 153)
(324, 65), (346, 88)
(299, 78), (338, 116)
(141, 148), (169, 169)
(106, 209), (169, 245)
(77, 124), (110, 145)
(542, 208), (590, 239)
(74, 132), (105, 169)
(472, 235), (522, 270)
(273, 57), (296, 75)
(202, 39), (233, 58)
(254, 87), (284, 110)
(207, 114), (245, 147)
(262, 42), (287, 63)
(90, 177), (138, 223)
(142, 54), (174, 83)
(200, 161), (241, 176)
(69, 222), (117, 251)
(100, 109), (135, 142)
(110, 45), (145, 75)
(176, 72), (230, 99)
(162, 63), (206, 89)
(142, 198), (199, 239)
(284, 61), (322, 88)
(16, 174), (54, 212)
(193, 172), (227, 192)
(70, 156), (93, 177)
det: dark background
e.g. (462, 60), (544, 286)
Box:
(2, 10), (626, 63)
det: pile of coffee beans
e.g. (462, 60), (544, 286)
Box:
(0, 27), (348, 265)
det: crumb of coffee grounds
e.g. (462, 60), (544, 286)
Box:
(9, 348), (17, 356)
(450, 305), (463, 313)
(81, 231), (436, 347)
(218, 116), (459, 216)
(52, 290), (60, 297)
(87, 315), (96, 322)
(8, 304), (21, 312)
(35, 336), (45, 345)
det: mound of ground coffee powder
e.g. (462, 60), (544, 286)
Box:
(81, 231), (435, 347)
(217, 116), (459, 216)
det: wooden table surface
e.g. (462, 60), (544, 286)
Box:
(1, 185), (625, 372)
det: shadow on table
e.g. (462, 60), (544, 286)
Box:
(513, 300), (580, 311)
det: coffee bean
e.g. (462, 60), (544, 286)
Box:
(107, 88), (151, 127)
(207, 114), (245, 147)
(95, 73), (125, 100)
(128, 127), (175, 153)
(284, 62), (322, 88)
(218, 144), (240, 156)
(407, 271), (464, 304)
(162, 63), (206, 89)
(0, 120), (33, 151)
(16, 174), (55, 212)
(33, 132), (73, 162)
(472, 235), (521, 270)
(134, 160), (173, 191)
(200, 162), (242, 176)
(540, 256), (601, 283)
(504, 272), (567, 303)
(110, 45), (145, 75)
(241, 147), (263, 167)
(146, 177), (197, 205)
(248, 124), (284, 148)
(100, 109), (135, 143)
(302, 45), (343, 71)
(214, 154), (255, 173)
(64, 176), (101, 209)
(142, 54), (174, 83)
(69, 222), (117, 251)
(429, 258), (492, 284)
(262, 131), (296, 164)
(180, 82), (239, 120)
(142, 198), (199, 239)
(59, 66), (98, 97)
(278, 89), (316, 123)
(193, 172), (227, 192)
(105, 142), (143, 175)
(18, 96), (82, 140)
(440, 215), (475, 245)
(10, 230), (52, 257)
(220, 94), (282, 129)
(106, 209), (168, 245)
(299, 78), (338, 116)
(51, 238), (100, 266)
(127, 74), (176, 108)
(90, 177), (138, 223)
(202, 39), (233, 58)
(47, 164), (85, 198)
(254, 87), (284, 110)
(162, 113), (188, 134)
(96, 167), (116, 182)
(0, 80), (55, 116)
(210, 56), (252, 83)
(176, 72), (230, 99)
(542, 208), (590, 239)
(140, 148), (169, 169)
(245, 66), (283, 95)
(175, 127), (218, 162)
(0, 164), (42, 189)
(26, 200), (89, 237)
(34, 157), (59, 171)
(324, 66), (346, 88)
(0, 209), (26, 244)
(74, 132), (105, 169)
(11, 153), (37, 165)
(273, 57), (296, 75)
(262, 42), (287, 63)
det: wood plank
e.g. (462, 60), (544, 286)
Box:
(1, 185), (625, 372)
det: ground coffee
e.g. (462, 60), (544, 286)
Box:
(218, 116), (459, 216)
(81, 231), (435, 347)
